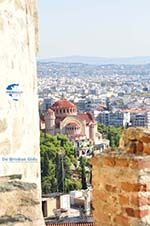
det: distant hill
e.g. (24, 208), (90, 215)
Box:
(39, 56), (150, 65)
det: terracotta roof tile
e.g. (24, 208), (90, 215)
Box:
(46, 223), (94, 226)
(77, 113), (95, 125)
(52, 99), (76, 109)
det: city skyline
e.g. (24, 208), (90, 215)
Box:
(38, 0), (150, 59)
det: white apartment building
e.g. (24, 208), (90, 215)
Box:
(97, 109), (150, 129)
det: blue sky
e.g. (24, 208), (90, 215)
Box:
(38, 0), (150, 59)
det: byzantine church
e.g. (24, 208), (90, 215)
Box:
(43, 99), (101, 145)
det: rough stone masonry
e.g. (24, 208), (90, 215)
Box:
(0, 0), (44, 225)
(91, 127), (150, 226)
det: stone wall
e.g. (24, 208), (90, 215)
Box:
(0, 175), (44, 226)
(119, 127), (150, 154)
(0, 0), (45, 225)
(0, 0), (40, 187)
(91, 128), (150, 226)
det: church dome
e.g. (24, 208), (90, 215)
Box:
(52, 99), (76, 110)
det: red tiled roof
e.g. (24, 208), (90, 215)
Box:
(96, 105), (105, 111)
(46, 223), (94, 226)
(123, 108), (149, 113)
(77, 113), (95, 125)
(52, 99), (76, 109)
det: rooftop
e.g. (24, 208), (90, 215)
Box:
(52, 99), (76, 109)
(45, 216), (94, 226)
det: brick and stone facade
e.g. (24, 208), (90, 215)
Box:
(91, 128), (150, 226)
(44, 99), (98, 144)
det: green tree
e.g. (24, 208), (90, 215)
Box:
(56, 153), (65, 192)
(40, 132), (81, 194)
(98, 123), (123, 148)
(79, 156), (87, 190)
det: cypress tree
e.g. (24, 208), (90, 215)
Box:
(80, 156), (87, 190)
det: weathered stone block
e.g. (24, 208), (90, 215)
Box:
(91, 151), (150, 226)
(119, 128), (150, 154)
(0, 176), (44, 226)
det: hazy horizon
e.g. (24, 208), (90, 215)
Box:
(38, 55), (150, 60)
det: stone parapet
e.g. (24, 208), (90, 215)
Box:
(91, 131), (150, 226)
(119, 127), (150, 154)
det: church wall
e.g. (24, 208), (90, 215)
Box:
(84, 124), (90, 140)
(44, 115), (55, 133)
